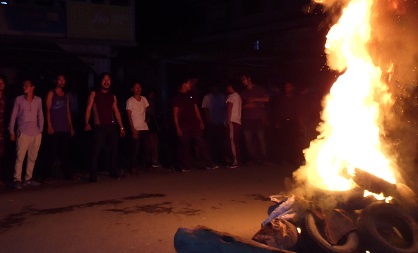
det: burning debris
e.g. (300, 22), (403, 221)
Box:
(251, 171), (418, 253)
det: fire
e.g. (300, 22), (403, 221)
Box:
(299, 0), (397, 191)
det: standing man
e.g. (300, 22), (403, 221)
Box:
(44, 74), (75, 181)
(240, 74), (270, 164)
(126, 82), (151, 172)
(172, 78), (217, 171)
(225, 82), (242, 168)
(201, 85), (226, 164)
(9, 79), (44, 189)
(85, 73), (125, 182)
(274, 82), (304, 166)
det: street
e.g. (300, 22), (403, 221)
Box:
(0, 163), (294, 253)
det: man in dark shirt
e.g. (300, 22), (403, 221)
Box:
(274, 82), (304, 166)
(84, 73), (125, 182)
(240, 74), (270, 164)
(172, 78), (217, 171)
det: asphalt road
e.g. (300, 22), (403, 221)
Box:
(0, 163), (295, 253)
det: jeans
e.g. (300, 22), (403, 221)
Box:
(90, 125), (118, 180)
(242, 119), (267, 162)
(130, 130), (151, 169)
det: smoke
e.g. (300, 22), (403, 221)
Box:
(368, 0), (418, 192)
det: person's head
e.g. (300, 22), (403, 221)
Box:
(99, 72), (111, 90)
(210, 85), (221, 94)
(241, 74), (253, 87)
(224, 79), (238, 94)
(179, 78), (193, 92)
(131, 82), (142, 96)
(23, 79), (35, 95)
(55, 74), (66, 89)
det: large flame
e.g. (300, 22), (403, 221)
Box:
(300, 0), (397, 191)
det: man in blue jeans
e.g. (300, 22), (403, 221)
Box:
(9, 79), (44, 189)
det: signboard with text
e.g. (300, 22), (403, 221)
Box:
(0, 5), (66, 36)
(66, 2), (134, 43)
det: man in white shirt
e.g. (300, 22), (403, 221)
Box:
(126, 82), (151, 172)
(225, 82), (242, 168)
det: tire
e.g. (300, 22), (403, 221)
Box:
(357, 202), (418, 253)
(304, 183), (372, 210)
(304, 212), (359, 253)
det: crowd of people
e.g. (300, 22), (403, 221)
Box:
(0, 72), (322, 190)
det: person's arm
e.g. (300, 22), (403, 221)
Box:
(173, 106), (182, 136)
(45, 90), (54, 134)
(126, 99), (138, 139)
(194, 104), (204, 130)
(126, 109), (137, 139)
(201, 96), (210, 124)
(8, 98), (18, 141)
(112, 95), (125, 137)
(84, 91), (95, 131)
(66, 94), (75, 136)
(37, 97), (44, 134)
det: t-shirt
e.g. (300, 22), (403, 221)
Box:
(50, 91), (70, 133)
(240, 85), (268, 121)
(201, 92), (226, 125)
(8, 95), (44, 136)
(92, 90), (115, 126)
(226, 92), (242, 125)
(172, 91), (199, 130)
(126, 96), (149, 131)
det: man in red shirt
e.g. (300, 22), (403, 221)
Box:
(172, 78), (217, 172)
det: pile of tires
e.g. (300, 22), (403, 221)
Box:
(303, 202), (418, 253)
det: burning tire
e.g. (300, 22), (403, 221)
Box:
(304, 212), (359, 253)
(357, 202), (418, 253)
(304, 183), (372, 210)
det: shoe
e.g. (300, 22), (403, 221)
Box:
(13, 180), (22, 189)
(22, 179), (31, 186)
(23, 179), (40, 187)
(226, 163), (238, 169)
(205, 164), (219, 170)
(152, 163), (162, 168)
